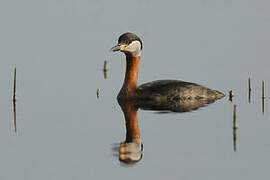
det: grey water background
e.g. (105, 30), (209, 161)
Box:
(0, 0), (270, 179)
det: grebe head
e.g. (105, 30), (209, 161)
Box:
(111, 32), (143, 57)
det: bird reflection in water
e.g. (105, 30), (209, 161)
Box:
(116, 100), (142, 164)
(115, 94), (222, 164)
(111, 32), (225, 164)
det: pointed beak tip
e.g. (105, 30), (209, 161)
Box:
(110, 45), (121, 52)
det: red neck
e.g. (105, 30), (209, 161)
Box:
(118, 56), (140, 99)
(121, 103), (140, 141)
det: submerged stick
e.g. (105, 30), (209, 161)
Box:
(13, 68), (17, 133)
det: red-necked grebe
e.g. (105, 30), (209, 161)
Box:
(111, 32), (225, 103)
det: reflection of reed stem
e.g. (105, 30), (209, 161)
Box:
(262, 97), (265, 115)
(13, 68), (17, 134)
(262, 81), (265, 114)
(233, 128), (237, 152)
(233, 105), (238, 152)
(13, 99), (17, 134)
(248, 91), (251, 103)
(248, 77), (251, 103)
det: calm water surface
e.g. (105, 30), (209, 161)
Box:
(0, 0), (270, 179)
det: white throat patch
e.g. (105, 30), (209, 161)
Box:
(124, 40), (141, 57)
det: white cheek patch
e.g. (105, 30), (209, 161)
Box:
(125, 40), (141, 57)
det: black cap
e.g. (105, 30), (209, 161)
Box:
(118, 32), (143, 50)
